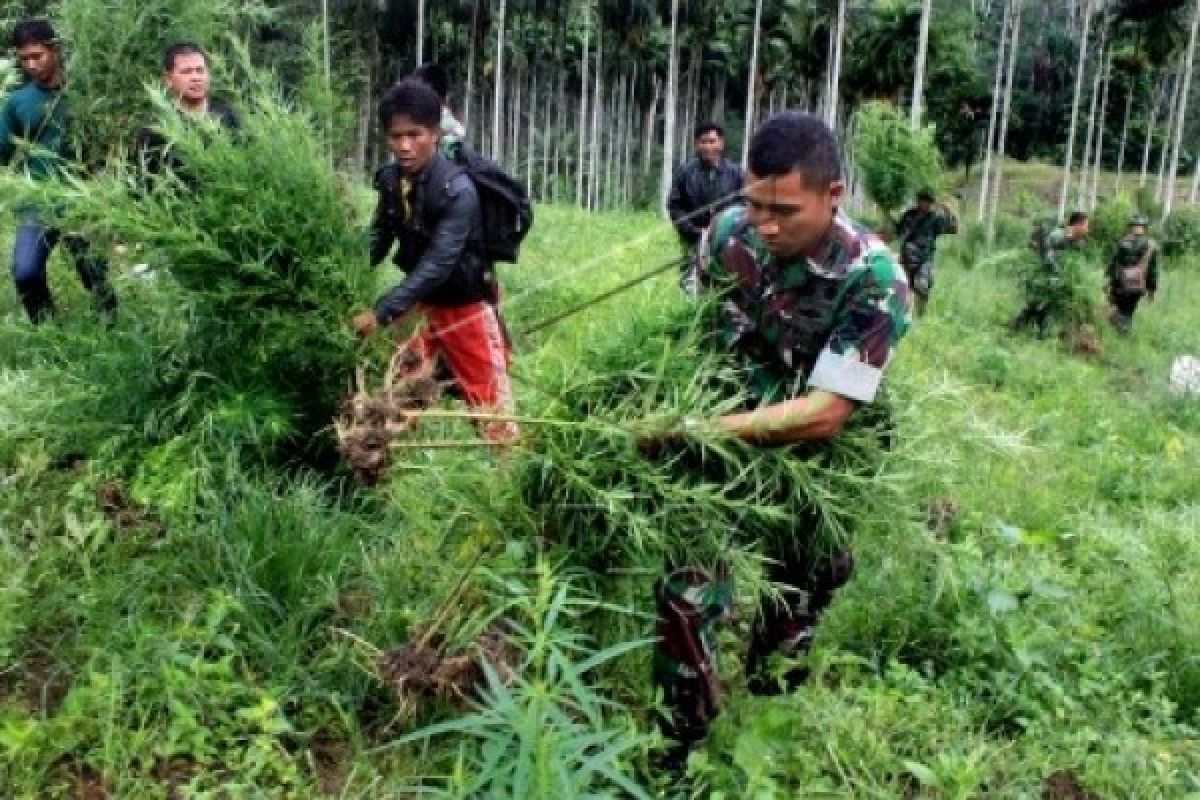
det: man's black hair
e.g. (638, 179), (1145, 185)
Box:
(747, 112), (842, 187)
(164, 41), (207, 72)
(412, 64), (449, 103)
(1067, 211), (1088, 226)
(378, 78), (442, 129)
(917, 187), (935, 203)
(695, 122), (724, 140)
(11, 18), (57, 50)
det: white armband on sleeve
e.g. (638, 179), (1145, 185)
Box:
(806, 348), (884, 404)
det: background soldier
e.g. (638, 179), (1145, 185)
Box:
(1107, 215), (1159, 335)
(895, 187), (957, 316)
(412, 63), (466, 159)
(1010, 211), (1090, 336)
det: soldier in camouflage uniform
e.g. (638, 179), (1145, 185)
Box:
(412, 64), (466, 158)
(895, 188), (957, 316)
(1010, 211), (1090, 336)
(646, 112), (912, 769)
(1107, 215), (1159, 334)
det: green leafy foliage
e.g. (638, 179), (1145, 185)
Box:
(0, 82), (372, 470)
(394, 566), (653, 800)
(1161, 207), (1200, 259)
(852, 100), (944, 222)
(56, 0), (271, 161)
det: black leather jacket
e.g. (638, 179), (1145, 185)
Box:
(667, 157), (744, 245)
(370, 154), (492, 323)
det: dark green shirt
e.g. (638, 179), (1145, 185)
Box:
(0, 81), (68, 182)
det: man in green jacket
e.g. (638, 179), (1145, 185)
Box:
(1, 18), (115, 323)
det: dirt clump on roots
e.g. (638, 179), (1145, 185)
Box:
(1065, 324), (1103, 358)
(336, 338), (444, 485)
(376, 621), (522, 719)
(1041, 770), (1100, 800)
(96, 480), (164, 535)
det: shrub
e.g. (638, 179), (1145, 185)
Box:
(1161, 208), (1200, 259)
(851, 100), (943, 224)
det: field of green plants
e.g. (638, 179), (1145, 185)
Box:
(1, 122), (1199, 797)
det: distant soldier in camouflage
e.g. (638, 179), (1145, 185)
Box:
(1107, 215), (1159, 334)
(412, 64), (466, 158)
(895, 188), (957, 316)
(1010, 211), (1090, 336)
(642, 112), (912, 772)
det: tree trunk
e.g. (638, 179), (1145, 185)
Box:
(577, 7), (590, 207)
(978, 0), (1012, 221)
(1164, 0), (1200, 217)
(643, 75), (660, 179)
(628, 63), (638, 206)
(590, 24), (603, 212)
(827, 0), (847, 128)
(743, 0), (764, 167)
(1140, 71), (1167, 187)
(1059, 0), (1093, 220)
(988, 0), (1022, 242)
(1077, 23), (1107, 206)
(1190, 150), (1200, 204)
(526, 67), (537, 193)
(416, 0), (425, 66)
(1114, 77), (1134, 191)
(1088, 46), (1112, 210)
(1156, 64), (1182, 202)
(491, 0), (507, 161)
(661, 0), (682, 214)
(910, 0), (933, 127)
(464, 0), (479, 138)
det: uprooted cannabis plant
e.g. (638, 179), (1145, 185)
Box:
(0, 82), (374, 480)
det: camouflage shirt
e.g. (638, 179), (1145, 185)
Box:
(896, 206), (957, 269)
(699, 207), (912, 406)
(439, 108), (466, 159)
(1040, 227), (1080, 274)
(1108, 233), (1159, 294)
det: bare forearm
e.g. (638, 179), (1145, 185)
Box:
(716, 391), (855, 445)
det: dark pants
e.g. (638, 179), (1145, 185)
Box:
(11, 216), (116, 324)
(1009, 302), (1051, 337)
(1109, 291), (1143, 334)
(903, 261), (933, 317)
(653, 528), (853, 748)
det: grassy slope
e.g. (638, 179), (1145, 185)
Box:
(0, 204), (1198, 797)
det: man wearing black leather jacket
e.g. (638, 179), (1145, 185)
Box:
(352, 78), (516, 444)
(667, 123), (744, 251)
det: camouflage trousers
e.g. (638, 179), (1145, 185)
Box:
(653, 537), (854, 747)
(1109, 290), (1143, 334)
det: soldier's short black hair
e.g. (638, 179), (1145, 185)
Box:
(747, 112), (842, 188)
(378, 78), (442, 130)
(695, 122), (724, 140)
(1067, 211), (1088, 226)
(11, 18), (57, 50)
(164, 41), (207, 72)
(412, 64), (450, 103)
(917, 188), (935, 203)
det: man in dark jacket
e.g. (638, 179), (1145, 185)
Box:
(667, 123), (744, 251)
(136, 42), (241, 176)
(352, 78), (516, 443)
(1, 18), (115, 323)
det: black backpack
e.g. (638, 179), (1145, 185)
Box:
(451, 145), (534, 264)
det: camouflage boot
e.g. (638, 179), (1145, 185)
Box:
(652, 564), (733, 759)
(746, 548), (853, 696)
